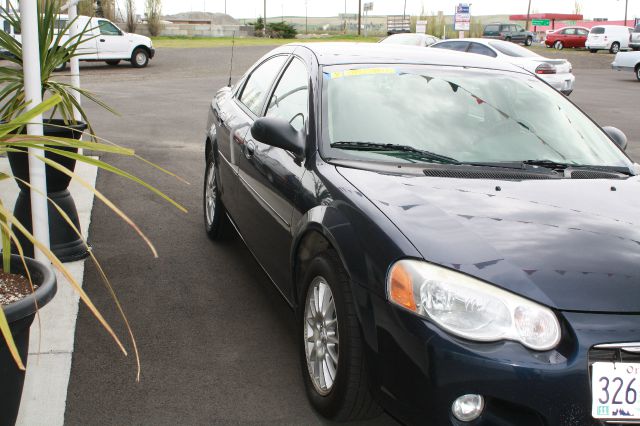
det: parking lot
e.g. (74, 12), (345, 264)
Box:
(61, 44), (639, 424)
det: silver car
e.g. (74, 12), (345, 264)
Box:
(431, 38), (575, 95)
(612, 50), (640, 80)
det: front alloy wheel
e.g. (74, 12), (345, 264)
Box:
(298, 251), (380, 421)
(554, 40), (563, 50)
(304, 276), (339, 395)
(636, 65), (640, 81)
(525, 36), (533, 46)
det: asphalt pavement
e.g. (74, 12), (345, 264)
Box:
(63, 44), (639, 425)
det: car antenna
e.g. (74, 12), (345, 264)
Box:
(228, 31), (235, 87)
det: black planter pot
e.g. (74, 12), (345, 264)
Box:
(0, 255), (57, 426)
(8, 119), (90, 262)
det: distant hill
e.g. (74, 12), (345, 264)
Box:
(163, 12), (240, 25)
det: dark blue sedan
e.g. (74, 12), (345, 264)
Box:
(203, 42), (640, 425)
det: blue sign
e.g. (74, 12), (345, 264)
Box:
(457, 3), (470, 14)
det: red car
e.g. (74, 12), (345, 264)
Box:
(545, 26), (590, 49)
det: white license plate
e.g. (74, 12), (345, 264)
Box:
(592, 362), (640, 420)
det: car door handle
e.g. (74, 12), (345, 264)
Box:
(245, 141), (255, 158)
(100, 39), (106, 42)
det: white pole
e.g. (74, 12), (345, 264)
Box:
(67, 0), (82, 122)
(20, 0), (50, 262)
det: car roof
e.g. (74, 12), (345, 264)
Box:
(278, 42), (525, 73)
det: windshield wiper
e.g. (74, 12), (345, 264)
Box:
(521, 159), (634, 175)
(330, 141), (460, 165)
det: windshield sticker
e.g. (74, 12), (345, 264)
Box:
(330, 68), (396, 79)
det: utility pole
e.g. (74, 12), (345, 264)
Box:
(264, 0), (267, 37)
(525, 0), (532, 31)
(625, 0), (629, 26)
(305, 0), (308, 33)
(357, 0), (361, 35)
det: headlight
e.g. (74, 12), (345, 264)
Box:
(387, 259), (561, 351)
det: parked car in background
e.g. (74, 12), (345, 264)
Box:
(431, 38), (575, 95)
(630, 24), (640, 50)
(544, 26), (589, 49)
(204, 42), (639, 426)
(612, 50), (640, 80)
(1, 14), (154, 68)
(379, 32), (440, 47)
(483, 23), (534, 46)
(586, 25), (633, 53)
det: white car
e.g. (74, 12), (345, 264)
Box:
(379, 33), (440, 47)
(586, 25), (633, 54)
(1, 14), (155, 68)
(611, 50), (640, 80)
(431, 38), (575, 95)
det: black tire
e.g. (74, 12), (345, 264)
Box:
(298, 250), (381, 421)
(589, 49), (598, 53)
(131, 47), (149, 68)
(636, 65), (640, 82)
(203, 148), (227, 240)
(105, 59), (121, 66)
(632, 47), (640, 51)
(610, 42), (620, 54)
(554, 40), (563, 50)
(525, 36), (533, 46)
(505, 36), (512, 42)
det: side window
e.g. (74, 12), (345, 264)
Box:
(3, 20), (10, 34)
(266, 58), (309, 132)
(578, 29), (589, 36)
(514, 25), (523, 32)
(98, 20), (121, 35)
(468, 43), (497, 58)
(433, 41), (469, 52)
(500, 25), (510, 32)
(239, 55), (288, 116)
(565, 28), (576, 35)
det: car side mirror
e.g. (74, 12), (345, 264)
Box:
(602, 126), (628, 151)
(251, 116), (305, 157)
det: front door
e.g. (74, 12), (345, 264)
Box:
(96, 19), (130, 59)
(235, 56), (310, 301)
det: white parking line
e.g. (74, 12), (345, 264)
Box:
(0, 158), (98, 426)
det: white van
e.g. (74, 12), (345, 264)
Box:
(0, 15), (155, 68)
(586, 25), (633, 53)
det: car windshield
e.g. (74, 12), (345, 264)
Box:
(381, 34), (424, 46)
(321, 65), (632, 169)
(488, 41), (538, 57)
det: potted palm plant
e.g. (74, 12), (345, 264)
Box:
(0, 0), (116, 261)
(0, 97), (185, 425)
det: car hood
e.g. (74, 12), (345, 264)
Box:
(126, 32), (152, 46)
(337, 166), (640, 313)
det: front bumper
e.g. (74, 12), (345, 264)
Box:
(611, 63), (634, 72)
(363, 287), (640, 426)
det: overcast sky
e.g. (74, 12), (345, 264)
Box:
(134, 0), (640, 21)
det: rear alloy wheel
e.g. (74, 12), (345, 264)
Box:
(105, 59), (120, 66)
(525, 36), (533, 46)
(554, 40), (564, 50)
(505, 36), (512, 42)
(203, 150), (227, 240)
(299, 251), (381, 421)
(610, 42), (620, 54)
(131, 47), (149, 68)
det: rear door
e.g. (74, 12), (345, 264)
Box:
(234, 55), (310, 300)
(563, 28), (577, 47)
(483, 24), (500, 38)
(575, 28), (589, 47)
(96, 19), (130, 59)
